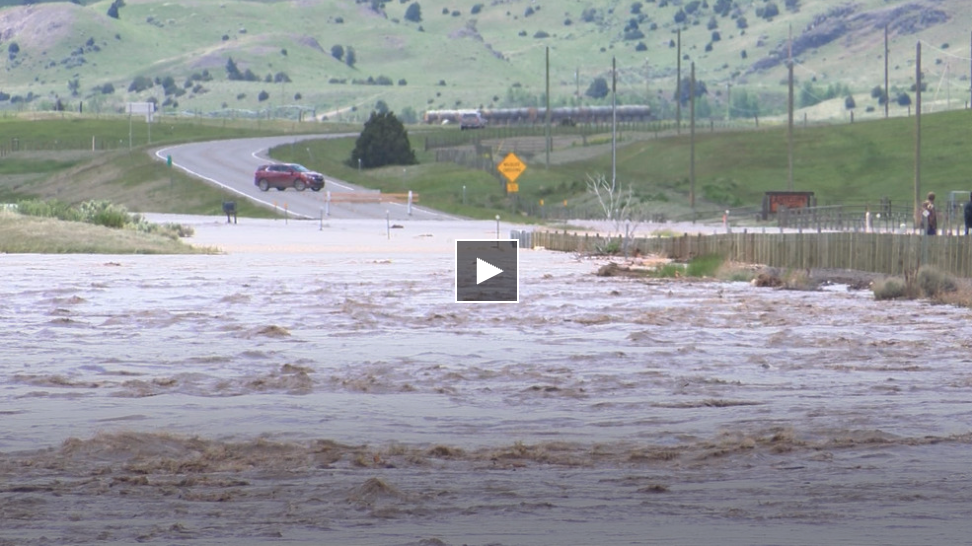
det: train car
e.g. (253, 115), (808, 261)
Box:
(424, 105), (652, 126)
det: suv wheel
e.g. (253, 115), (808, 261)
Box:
(293, 179), (306, 192)
(258, 179), (270, 191)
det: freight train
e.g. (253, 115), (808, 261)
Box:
(423, 105), (652, 126)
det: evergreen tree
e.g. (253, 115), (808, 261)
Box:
(345, 46), (357, 68)
(585, 77), (610, 99)
(107, 0), (124, 19)
(404, 2), (422, 23)
(226, 57), (243, 80)
(348, 111), (417, 169)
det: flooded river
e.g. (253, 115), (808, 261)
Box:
(1, 218), (971, 545)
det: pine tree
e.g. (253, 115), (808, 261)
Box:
(348, 111), (417, 169)
(404, 2), (422, 23)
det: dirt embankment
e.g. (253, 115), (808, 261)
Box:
(749, 1), (949, 73)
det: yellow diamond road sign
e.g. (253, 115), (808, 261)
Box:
(498, 152), (526, 185)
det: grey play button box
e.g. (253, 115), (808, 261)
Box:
(455, 240), (518, 303)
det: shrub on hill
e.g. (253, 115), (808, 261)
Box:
(128, 75), (153, 93)
(404, 2), (421, 22)
(586, 77), (610, 99)
(762, 2), (780, 19)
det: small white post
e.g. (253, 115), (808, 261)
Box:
(495, 215), (500, 239)
(320, 207), (324, 231)
(407, 190), (413, 216)
(325, 191), (331, 217)
(386, 210), (391, 240)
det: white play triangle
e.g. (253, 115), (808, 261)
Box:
(476, 258), (503, 284)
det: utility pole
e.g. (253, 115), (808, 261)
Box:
(946, 62), (951, 111)
(645, 60), (650, 106)
(611, 56), (617, 192)
(787, 25), (794, 191)
(884, 25), (889, 118)
(676, 29), (681, 134)
(726, 82), (732, 121)
(545, 46), (551, 169)
(690, 62), (696, 214)
(915, 41), (922, 228)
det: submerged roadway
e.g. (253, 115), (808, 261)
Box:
(154, 134), (453, 221)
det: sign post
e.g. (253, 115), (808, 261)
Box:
(497, 152), (526, 195)
(126, 102), (155, 149)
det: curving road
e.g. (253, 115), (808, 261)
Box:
(154, 134), (452, 221)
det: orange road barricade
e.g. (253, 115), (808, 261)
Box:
(324, 192), (418, 204)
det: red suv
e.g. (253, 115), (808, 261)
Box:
(254, 163), (325, 192)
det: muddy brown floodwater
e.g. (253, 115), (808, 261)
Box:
(2, 217), (972, 545)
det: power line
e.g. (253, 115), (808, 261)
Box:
(917, 40), (972, 62)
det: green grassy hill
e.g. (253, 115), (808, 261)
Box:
(264, 108), (971, 221)
(0, 107), (966, 221)
(0, 0), (969, 122)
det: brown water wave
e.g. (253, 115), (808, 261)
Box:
(3, 247), (972, 544)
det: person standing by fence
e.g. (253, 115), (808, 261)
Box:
(922, 192), (938, 235)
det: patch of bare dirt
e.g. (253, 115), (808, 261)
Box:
(0, 4), (80, 51)
(448, 19), (506, 60)
(296, 35), (324, 53)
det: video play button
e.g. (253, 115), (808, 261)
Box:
(476, 258), (503, 284)
(455, 240), (518, 303)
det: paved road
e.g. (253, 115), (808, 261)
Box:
(154, 135), (452, 221)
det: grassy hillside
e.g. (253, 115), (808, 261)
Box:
(1, 107), (966, 221)
(269, 109), (972, 220)
(0, 0), (969, 123)
(0, 115), (345, 216)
